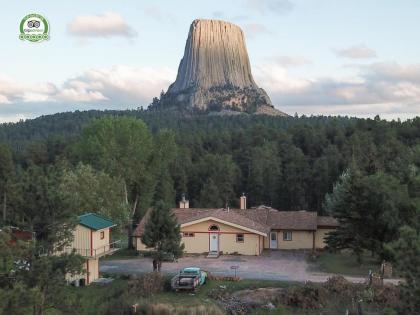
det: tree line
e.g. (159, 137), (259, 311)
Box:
(0, 112), (419, 313)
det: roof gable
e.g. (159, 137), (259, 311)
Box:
(78, 213), (116, 231)
(181, 216), (269, 236)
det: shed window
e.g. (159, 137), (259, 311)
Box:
(236, 234), (244, 243)
(100, 231), (105, 240)
(283, 231), (292, 241)
(182, 232), (195, 237)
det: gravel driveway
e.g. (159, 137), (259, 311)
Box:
(100, 250), (401, 284)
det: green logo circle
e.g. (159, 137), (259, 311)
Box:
(19, 13), (49, 43)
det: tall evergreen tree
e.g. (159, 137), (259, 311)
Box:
(0, 143), (13, 225)
(386, 226), (420, 314)
(141, 201), (184, 271)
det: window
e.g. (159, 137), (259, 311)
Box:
(100, 231), (105, 240)
(209, 224), (219, 231)
(236, 234), (244, 243)
(283, 231), (292, 241)
(182, 232), (195, 237)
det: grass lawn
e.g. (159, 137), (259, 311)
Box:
(101, 248), (140, 260)
(65, 277), (294, 314)
(308, 250), (381, 277)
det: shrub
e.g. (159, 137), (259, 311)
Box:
(128, 273), (166, 296)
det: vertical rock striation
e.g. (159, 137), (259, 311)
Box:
(153, 19), (286, 115)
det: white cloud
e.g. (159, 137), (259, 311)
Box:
(0, 75), (57, 104)
(0, 66), (175, 108)
(334, 44), (377, 59)
(256, 61), (420, 117)
(1, 61), (420, 121)
(68, 12), (137, 38)
(57, 66), (176, 104)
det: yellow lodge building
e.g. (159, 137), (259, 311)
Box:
(134, 196), (338, 256)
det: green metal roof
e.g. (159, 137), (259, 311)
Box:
(78, 213), (116, 230)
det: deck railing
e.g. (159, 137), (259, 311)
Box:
(63, 240), (122, 258)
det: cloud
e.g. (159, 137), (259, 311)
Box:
(68, 12), (137, 38)
(56, 66), (175, 104)
(2, 61), (420, 122)
(255, 61), (420, 117)
(245, 0), (294, 15)
(271, 55), (312, 67)
(334, 44), (377, 59)
(0, 66), (175, 107)
(0, 75), (57, 105)
(243, 23), (271, 38)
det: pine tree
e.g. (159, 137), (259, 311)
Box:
(141, 201), (184, 271)
(386, 226), (420, 313)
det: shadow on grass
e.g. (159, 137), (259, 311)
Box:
(308, 250), (381, 277)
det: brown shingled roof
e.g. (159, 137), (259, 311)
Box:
(317, 216), (339, 228)
(134, 206), (337, 237)
(175, 208), (271, 235)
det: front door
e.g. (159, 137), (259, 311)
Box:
(210, 233), (219, 252)
(270, 232), (278, 249)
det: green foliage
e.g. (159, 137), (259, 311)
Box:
(386, 226), (420, 314)
(141, 201), (184, 267)
(75, 116), (155, 214)
(326, 169), (416, 259)
(8, 165), (77, 252)
(59, 163), (129, 236)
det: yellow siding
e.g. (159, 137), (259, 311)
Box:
(276, 230), (314, 250)
(92, 228), (111, 256)
(135, 219), (263, 255)
(181, 232), (209, 254)
(65, 257), (99, 285)
(71, 225), (90, 253)
(87, 258), (99, 284)
(183, 219), (261, 255)
(136, 237), (149, 251)
(263, 236), (269, 248)
(219, 233), (260, 255)
(315, 228), (335, 248)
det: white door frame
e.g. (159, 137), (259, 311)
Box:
(270, 231), (278, 249)
(209, 233), (219, 252)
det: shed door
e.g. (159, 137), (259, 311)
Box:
(270, 232), (278, 249)
(210, 233), (219, 252)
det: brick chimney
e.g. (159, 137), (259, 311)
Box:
(179, 194), (189, 209)
(240, 193), (247, 210)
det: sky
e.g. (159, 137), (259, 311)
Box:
(0, 0), (419, 122)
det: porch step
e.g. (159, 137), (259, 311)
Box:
(206, 251), (219, 258)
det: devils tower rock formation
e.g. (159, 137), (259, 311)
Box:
(152, 19), (287, 115)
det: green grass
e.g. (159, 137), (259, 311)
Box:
(100, 248), (139, 260)
(63, 276), (294, 314)
(308, 250), (381, 277)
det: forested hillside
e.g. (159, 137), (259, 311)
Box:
(0, 111), (419, 215)
(1, 111), (420, 313)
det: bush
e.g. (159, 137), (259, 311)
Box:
(128, 273), (166, 296)
(281, 283), (327, 310)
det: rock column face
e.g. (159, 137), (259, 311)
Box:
(154, 19), (285, 115)
(168, 19), (258, 93)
